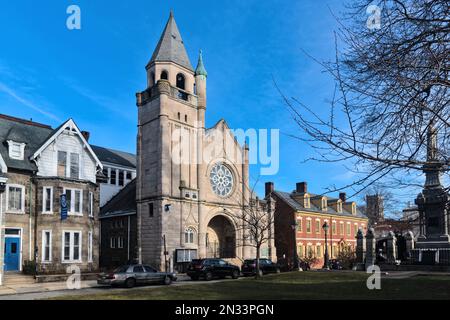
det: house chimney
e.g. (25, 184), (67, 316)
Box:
(265, 182), (274, 197)
(339, 192), (347, 202)
(296, 182), (307, 193)
(81, 131), (90, 142)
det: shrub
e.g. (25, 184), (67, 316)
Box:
(22, 260), (37, 275)
(336, 247), (357, 269)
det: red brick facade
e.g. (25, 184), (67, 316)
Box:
(269, 182), (368, 269)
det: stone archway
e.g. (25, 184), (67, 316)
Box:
(206, 215), (236, 258)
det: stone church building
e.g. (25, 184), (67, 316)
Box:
(101, 12), (275, 271)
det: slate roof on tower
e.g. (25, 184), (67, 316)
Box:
(148, 11), (193, 71)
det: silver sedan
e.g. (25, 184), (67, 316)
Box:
(97, 264), (177, 288)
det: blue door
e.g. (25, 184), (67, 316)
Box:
(4, 237), (20, 271)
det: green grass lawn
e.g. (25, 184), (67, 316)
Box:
(55, 271), (450, 300)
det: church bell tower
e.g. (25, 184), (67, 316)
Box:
(136, 11), (209, 269)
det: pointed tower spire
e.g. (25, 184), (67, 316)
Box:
(148, 11), (193, 71)
(195, 50), (208, 78)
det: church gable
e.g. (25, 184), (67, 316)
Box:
(204, 119), (244, 164)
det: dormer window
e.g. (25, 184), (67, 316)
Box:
(304, 194), (310, 208)
(321, 197), (327, 211)
(7, 140), (25, 160)
(352, 203), (356, 215)
(337, 201), (343, 213)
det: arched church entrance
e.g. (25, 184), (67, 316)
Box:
(206, 215), (236, 259)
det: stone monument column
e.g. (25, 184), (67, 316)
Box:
(365, 228), (376, 269)
(405, 231), (415, 259)
(356, 229), (366, 264)
(387, 231), (397, 263)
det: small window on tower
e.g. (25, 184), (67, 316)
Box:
(149, 203), (154, 217)
(176, 73), (185, 90)
(185, 115), (187, 122)
(150, 72), (155, 86)
(161, 70), (168, 80)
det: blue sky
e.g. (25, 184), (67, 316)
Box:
(0, 0), (419, 209)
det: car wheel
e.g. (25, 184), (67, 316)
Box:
(232, 270), (239, 279)
(163, 276), (172, 285)
(205, 272), (213, 281)
(125, 278), (136, 288)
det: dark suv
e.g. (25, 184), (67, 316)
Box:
(187, 259), (240, 281)
(241, 259), (281, 276)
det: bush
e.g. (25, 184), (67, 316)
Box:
(22, 260), (37, 275)
(336, 247), (357, 269)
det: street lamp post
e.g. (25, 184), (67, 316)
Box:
(322, 222), (330, 270)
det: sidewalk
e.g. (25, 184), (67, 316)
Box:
(0, 274), (191, 297)
(0, 280), (99, 296)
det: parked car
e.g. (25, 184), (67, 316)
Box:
(241, 258), (281, 276)
(187, 259), (240, 281)
(329, 259), (343, 270)
(298, 259), (311, 271)
(97, 264), (177, 288)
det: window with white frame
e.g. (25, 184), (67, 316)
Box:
(315, 219), (320, 234)
(57, 151), (67, 177)
(70, 153), (80, 179)
(118, 236), (124, 249)
(65, 188), (83, 215)
(110, 237), (116, 248)
(88, 231), (93, 262)
(42, 230), (52, 262)
(88, 192), (94, 217)
(8, 141), (25, 160)
(62, 231), (82, 262)
(42, 186), (53, 213)
(185, 227), (195, 244)
(7, 184), (25, 213)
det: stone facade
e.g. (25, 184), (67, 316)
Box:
(0, 115), (103, 277)
(135, 13), (275, 271)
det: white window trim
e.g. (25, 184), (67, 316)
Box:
(69, 152), (81, 180)
(41, 230), (52, 263)
(42, 186), (54, 214)
(88, 192), (94, 218)
(110, 237), (116, 249)
(7, 140), (26, 160)
(6, 184), (26, 214)
(118, 236), (124, 249)
(88, 231), (93, 262)
(61, 230), (82, 263)
(57, 150), (82, 180)
(63, 188), (83, 216)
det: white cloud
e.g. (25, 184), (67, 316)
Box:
(0, 81), (60, 121)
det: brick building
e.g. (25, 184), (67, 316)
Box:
(268, 181), (368, 269)
(99, 179), (138, 269)
(0, 114), (104, 282)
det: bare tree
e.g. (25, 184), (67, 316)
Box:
(228, 179), (276, 279)
(277, 0), (449, 199)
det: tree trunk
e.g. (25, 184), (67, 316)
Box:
(255, 244), (261, 279)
